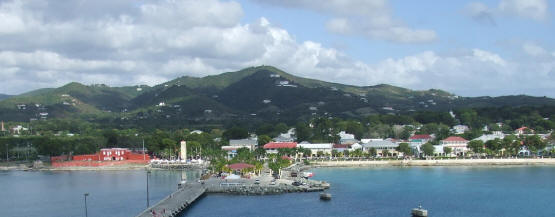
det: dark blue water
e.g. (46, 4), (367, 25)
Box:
(1, 167), (554, 217)
(183, 166), (555, 217)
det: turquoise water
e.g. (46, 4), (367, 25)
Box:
(1, 167), (554, 217)
(183, 167), (555, 217)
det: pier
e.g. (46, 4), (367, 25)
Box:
(135, 182), (206, 217)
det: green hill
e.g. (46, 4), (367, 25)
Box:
(0, 94), (11, 101)
(0, 65), (554, 123)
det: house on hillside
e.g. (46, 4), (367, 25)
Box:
(475, 131), (504, 143)
(338, 131), (358, 144)
(452, 125), (469, 134)
(515, 127), (534, 135)
(273, 128), (296, 142)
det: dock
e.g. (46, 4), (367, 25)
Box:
(135, 182), (206, 217)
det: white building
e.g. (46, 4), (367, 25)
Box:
(439, 136), (469, 156)
(221, 138), (258, 159)
(452, 125), (469, 134)
(362, 140), (401, 157)
(297, 143), (333, 156)
(475, 131), (504, 143)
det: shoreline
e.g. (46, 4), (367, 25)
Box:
(309, 158), (555, 167)
(4, 158), (555, 171)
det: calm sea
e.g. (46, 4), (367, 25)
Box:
(1, 167), (554, 217)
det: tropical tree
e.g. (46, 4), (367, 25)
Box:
(382, 150), (390, 157)
(396, 143), (412, 156)
(443, 146), (452, 156)
(369, 147), (377, 157)
(257, 135), (272, 147)
(254, 148), (266, 160)
(468, 140), (484, 153)
(422, 142), (435, 157)
(485, 138), (502, 155)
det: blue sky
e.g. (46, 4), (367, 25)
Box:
(0, 0), (554, 97)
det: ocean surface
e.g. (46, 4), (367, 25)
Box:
(2, 166), (555, 217)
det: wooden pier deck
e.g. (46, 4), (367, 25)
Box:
(135, 182), (206, 217)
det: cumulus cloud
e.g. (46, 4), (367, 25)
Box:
(0, 0), (553, 97)
(253, 0), (437, 43)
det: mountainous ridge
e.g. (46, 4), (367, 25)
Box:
(1, 65), (554, 123)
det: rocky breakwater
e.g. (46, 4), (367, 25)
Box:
(204, 177), (330, 195)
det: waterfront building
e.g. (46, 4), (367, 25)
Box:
(332, 144), (351, 153)
(362, 140), (401, 157)
(409, 134), (432, 144)
(263, 142), (297, 154)
(439, 136), (469, 156)
(409, 134), (433, 157)
(69, 148), (150, 161)
(296, 143), (333, 157)
(350, 143), (362, 151)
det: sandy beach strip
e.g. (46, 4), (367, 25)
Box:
(310, 158), (555, 167)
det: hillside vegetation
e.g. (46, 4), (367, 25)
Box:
(0, 65), (554, 125)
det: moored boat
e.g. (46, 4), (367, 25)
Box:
(411, 204), (428, 217)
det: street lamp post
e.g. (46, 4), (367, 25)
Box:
(146, 170), (151, 208)
(84, 193), (89, 217)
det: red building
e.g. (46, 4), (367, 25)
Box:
(61, 148), (149, 162)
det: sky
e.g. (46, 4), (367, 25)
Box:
(0, 0), (554, 97)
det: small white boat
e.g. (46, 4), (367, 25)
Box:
(411, 204), (428, 217)
(320, 193), (331, 200)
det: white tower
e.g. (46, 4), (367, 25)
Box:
(180, 141), (187, 160)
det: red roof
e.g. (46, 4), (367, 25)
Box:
(333, 144), (351, 149)
(281, 156), (292, 160)
(227, 163), (255, 170)
(263, 142), (297, 149)
(409, 134), (432, 140)
(516, 127), (532, 132)
(442, 136), (468, 142)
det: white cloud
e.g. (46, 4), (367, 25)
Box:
(0, 0), (553, 97)
(465, 0), (549, 23)
(522, 42), (548, 57)
(465, 2), (496, 25)
(254, 0), (437, 43)
(499, 0), (548, 20)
